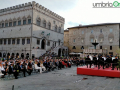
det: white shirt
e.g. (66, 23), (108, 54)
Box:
(0, 66), (5, 71)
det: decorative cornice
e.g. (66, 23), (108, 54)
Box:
(0, 1), (65, 22)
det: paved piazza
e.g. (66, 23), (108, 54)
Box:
(0, 66), (120, 90)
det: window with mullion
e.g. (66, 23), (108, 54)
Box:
(27, 38), (30, 44)
(4, 39), (6, 45)
(2, 23), (4, 28)
(0, 39), (2, 44)
(5, 23), (8, 27)
(8, 39), (11, 44)
(37, 20), (40, 26)
(9, 22), (12, 27)
(17, 39), (20, 44)
(37, 39), (40, 45)
(12, 39), (15, 44)
(22, 39), (25, 45)
(18, 20), (21, 25)
(23, 20), (26, 25)
(28, 19), (31, 24)
(13, 21), (16, 26)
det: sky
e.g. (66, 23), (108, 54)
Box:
(0, 0), (120, 29)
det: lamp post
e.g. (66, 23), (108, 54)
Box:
(30, 3), (33, 59)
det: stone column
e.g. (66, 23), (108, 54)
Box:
(46, 40), (47, 50)
(11, 39), (12, 45)
(40, 39), (42, 49)
(20, 38), (22, 45)
(15, 38), (17, 45)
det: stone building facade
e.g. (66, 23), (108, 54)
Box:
(64, 23), (120, 56)
(0, 1), (67, 59)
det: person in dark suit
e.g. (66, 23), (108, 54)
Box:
(43, 60), (47, 70)
(112, 56), (118, 70)
(13, 64), (19, 79)
(85, 55), (91, 68)
(20, 62), (27, 77)
(93, 55), (97, 67)
(27, 62), (33, 75)
(8, 63), (13, 74)
(58, 59), (62, 70)
(98, 55), (105, 69)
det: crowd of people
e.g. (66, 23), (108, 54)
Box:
(0, 57), (73, 79)
(0, 54), (119, 79)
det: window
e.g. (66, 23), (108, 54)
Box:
(28, 19), (31, 24)
(4, 39), (6, 45)
(47, 41), (50, 46)
(91, 38), (94, 42)
(59, 27), (61, 33)
(8, 39), (11, 44)
(13, 21), (16, 26)
(110, 46), (112, 50)
(53, 21), (55, 24)
(82, 31), (84, 34)
(0, 39), (2, 44)
(17, 39), (20, 44)
(5, 23), (8, 27)
(27, 38), (30, 44)
(23, 20), (26, 25)
(43, 20), (46, 28)
(22, 39), (25, 45)
(48, 23), (51, 30)
(110, 29), (113, 32)
(73, 39), (75, 42)
(100, 29), (102, 33)
(2, 23), (4, 28)
(37, 39), (40, 45)
(100, 46), (102, 49)
(18, 21), (21, 25)
(12, 39), (15, 44)
(58, 40), (60, 45)
(109, 38), (113, 42)
(9, 22), (12, 27)
(37, 20), (40, 26)
(55, 25), (57, 31)
(91, 30), (93, 33)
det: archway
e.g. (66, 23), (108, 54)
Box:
(26, 53), (29, 59)
(21, 53), (24, 59)
(7, 53), (10, 59)
(62, 49), (65, 56)
(3, 53), (6, 57)
(41, 39), (46, 49)
(16, 53), (19, 58)
(0, 52), (2, 57)
(58, 48), (61, 57)
(11, 53), (14, 59)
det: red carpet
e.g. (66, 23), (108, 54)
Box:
(77, 66), (120, 77)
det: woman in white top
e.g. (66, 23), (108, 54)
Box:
(0, 63), (5, 78)
(40, 60), (46, 72)
(34, 61), (42, 73)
